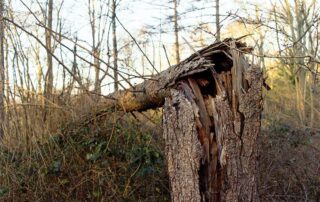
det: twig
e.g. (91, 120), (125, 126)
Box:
(162, 45), (171, 67)
(115, 15), (159, 74)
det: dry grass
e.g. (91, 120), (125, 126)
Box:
(0, 93), (169, 201)
(258, 66), (320, 201)
(259, 122), (320, 201)
(0, 66), (319, 201)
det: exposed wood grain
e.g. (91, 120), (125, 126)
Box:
(93, 39), (248, 114)
(89, 38), (263, 202)
(188, 78), (211, 159)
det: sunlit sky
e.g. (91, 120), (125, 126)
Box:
(7, 0), (275, 93)
(55, 0), (241, 47)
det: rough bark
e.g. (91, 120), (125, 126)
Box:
(213, 59), (262, 201)
(96, 57), (209, 113)
(95, 38), (263, 201)
(96, 39), (249, 112)
(163, 89), (202, 202)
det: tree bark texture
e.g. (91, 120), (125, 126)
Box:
(163, 89), (202, 202)
(95, 38), (263, 201)
(96, 39), (249, 112)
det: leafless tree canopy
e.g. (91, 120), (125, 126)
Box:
(0, 0), (319, 201)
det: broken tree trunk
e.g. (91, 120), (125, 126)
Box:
(163, 88), (202, 202)
(96, 39), (251, 112)
(95, 38), (263, 201)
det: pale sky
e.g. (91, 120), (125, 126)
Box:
(7, 0), (258, 93)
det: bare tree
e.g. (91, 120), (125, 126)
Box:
(88, 0), (109, 95)
(44, 0), (53, 102)
(34, 30), (43, 102)
(112, 0), (118, 91)
(0, 0), (5, 139)
(272, 0), (319, 126)
(215, 0), (220, 41)
(237, 0), (319, 127)
(173, 0), (180, 64)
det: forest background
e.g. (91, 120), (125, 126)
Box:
(0, 0), (319, 201)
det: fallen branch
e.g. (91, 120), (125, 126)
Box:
(94, 38), (248, 113)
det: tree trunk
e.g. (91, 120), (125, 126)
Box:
(45, 0), (53, 100)
(173, 0), (180, 64)
(215, 0), (220, 41)
(161, 45), (262, 201)
(309, 73), (315, 128)
(93, 48), (101, 94)
(35, 37), (43, 104)
(43, 0), (53, 122)
(88, 0), (101, 96)
(95, 39), (263, 201)
(163, 88), (202, 202)
(112, 0), (118, 91)
(0, 0), (5, 139)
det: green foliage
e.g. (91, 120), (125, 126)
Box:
(0, 187), (8, 197)
(0, 112), (169, 201)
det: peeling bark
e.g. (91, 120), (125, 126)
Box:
(96, 39), (249, 113)
(161, 53), (262, 201)
(94, 38), (263, 202)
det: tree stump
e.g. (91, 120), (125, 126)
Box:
(95, 39), (264, 202)
(162, 43), (263, 201)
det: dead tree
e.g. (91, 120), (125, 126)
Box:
(111, 0), (118, 91)
(95, 38), (263, 201)
(215, 0), (220, 41)
(0, 0), (5, 139)
(44, 0), (53, 101)
(173, 0), (180, 64)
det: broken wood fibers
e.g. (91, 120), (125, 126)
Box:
(163, 40), (263, 202)
(95, 39), (263, 201)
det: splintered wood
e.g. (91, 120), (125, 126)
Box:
(95, 39), (250, 113)
(96, 38), (263, 202)
(162, 39), (263, 202)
